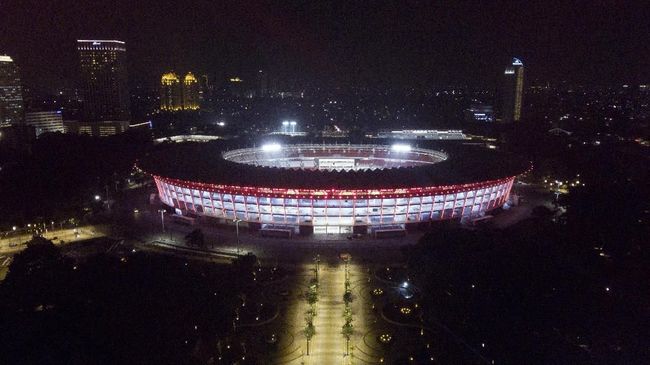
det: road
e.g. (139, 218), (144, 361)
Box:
(0, 225), (107, 255)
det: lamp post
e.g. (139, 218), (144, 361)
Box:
(105, 184), (110, 209)
(233, 218), (242, 254)
(158, 209), (165, 232)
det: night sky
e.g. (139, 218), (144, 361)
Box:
(1, 0), (648, 91)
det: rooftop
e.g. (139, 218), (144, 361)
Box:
(138, 140), (530, 190)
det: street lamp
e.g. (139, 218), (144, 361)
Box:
(554, 180), (562, 201)
(233, 218), (242, 253)
(94, 195), (101, 201)
(157, 209), (166, 232)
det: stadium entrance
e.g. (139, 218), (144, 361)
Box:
(313, 226), (353, 235)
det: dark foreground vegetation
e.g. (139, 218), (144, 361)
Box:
(0, 130), (151, 228)
(0, 238), (264, 365)
(404, 181), (649, 364)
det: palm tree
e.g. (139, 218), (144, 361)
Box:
(303, 322), (315, 355)
(341, 320), (354, 356)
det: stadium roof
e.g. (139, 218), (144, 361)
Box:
(138, 141), (530, 190)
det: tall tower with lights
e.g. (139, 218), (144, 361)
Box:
(182, 72), (199, 110)
(0, 55), (24, 127)
(160, 72), (182, 111)
(77, 40), (130, 123)
(502, 57), (524, 123)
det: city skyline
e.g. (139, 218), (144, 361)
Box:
(1, 1), (648, 93)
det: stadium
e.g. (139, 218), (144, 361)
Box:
(138, 142), (530, 237)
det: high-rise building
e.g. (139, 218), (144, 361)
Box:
(160, 72), (200, 111)
(24, 111), (65, 137)
(182, 72), (199, 110)
(0, 55), (24, 127)
(160, 72), (182, 111)
(256, 69), (268, 98)
(77, 40), (130, 127)
(227, 76), (245, 97)
(502, 57), (524, 123)
(464, 101), (495, 123)
(63, 120), (129, 137)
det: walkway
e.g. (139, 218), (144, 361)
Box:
(309, 262), (347, 364)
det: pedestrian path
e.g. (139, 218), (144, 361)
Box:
(309, 263), (347, 364)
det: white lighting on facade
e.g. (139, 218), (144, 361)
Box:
(391, 144), (412, 152)
(261, 143), (282, 152)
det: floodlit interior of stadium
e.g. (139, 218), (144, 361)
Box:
(222, 144), (448, 171)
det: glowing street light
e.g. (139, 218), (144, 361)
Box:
(94, 195), (101, 201)
(157, 209), (166, 232)
(233, 218), (242, 254)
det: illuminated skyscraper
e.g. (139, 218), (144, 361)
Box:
(160, 72), (182, 111)
(0, 55), (24, 127)
(77, 40), (130, 124)
(502, 57), (524, 123)
(182, 72), (199, 110)
(160, 72), (200, 111)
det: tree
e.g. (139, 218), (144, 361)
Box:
(303, 322), (315, 355)
(184, 229), (205, 248)
(341, 320), (354, 355)
(2, 236), (71, 310)
(343, 291), (353, 304)
(305, 307), (317, 321)
(306, 286), (318, 306)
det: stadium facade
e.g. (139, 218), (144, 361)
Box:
(140, 143), (528, 236)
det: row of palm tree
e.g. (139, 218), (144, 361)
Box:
(342, 257), (354, 356)
(303, 260), (319, 356)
